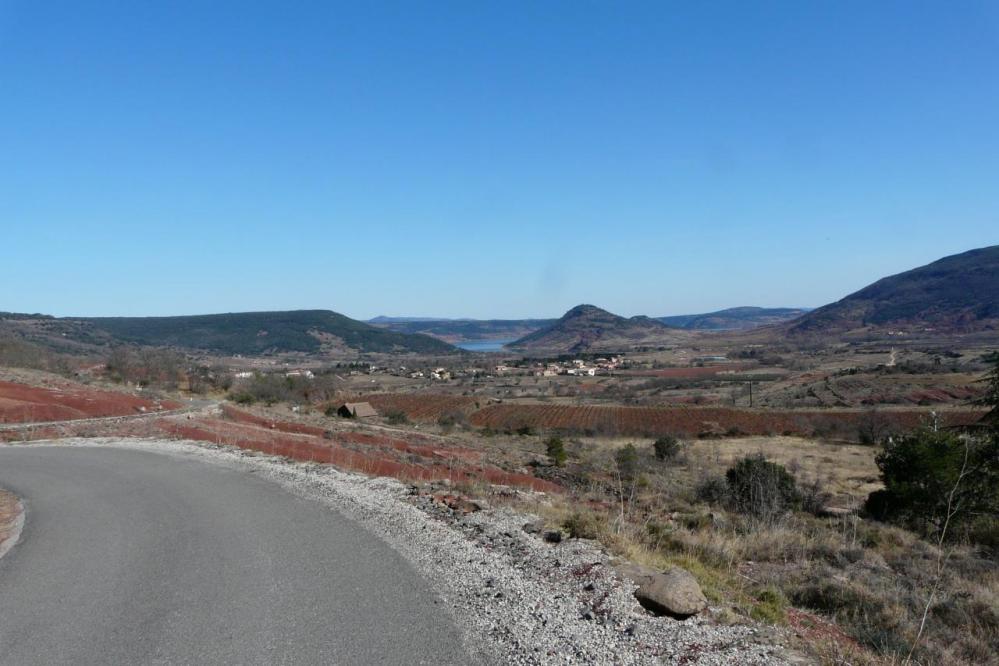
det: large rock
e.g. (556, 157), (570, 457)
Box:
(618, 563), (707, 619)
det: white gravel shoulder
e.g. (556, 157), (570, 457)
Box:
(20, 438), (800, 665)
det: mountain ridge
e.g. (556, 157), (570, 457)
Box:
(789, 245), (999, 334)
(0, 309), (455, 356)
(659, 306), (810, 330)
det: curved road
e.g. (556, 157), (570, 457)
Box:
(0, 445), (472, 665)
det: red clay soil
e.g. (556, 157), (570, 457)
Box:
(220, 405), (328, 436)
(0, 381), (181, 424)
(786, 608), (863, 655)
(167, 415), (558, 493)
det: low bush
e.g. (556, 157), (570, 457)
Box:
(750, 586), (788, 624)
(615, 444), (639, 481)
(695, 474), (729, 505)
(725, 455), (800, 523)
(385, 410), (409, 425)
(798, 476), (832, 516)
(545, 436), (567, 466)
(653, 435), (682, 461)
(563, 511), (606, 540)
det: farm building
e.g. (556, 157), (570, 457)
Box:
(336, 402), (378, 419)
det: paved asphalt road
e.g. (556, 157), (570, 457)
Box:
(0, 445), (473, 665)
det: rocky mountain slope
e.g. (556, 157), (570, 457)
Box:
(789, 245), (999, 334)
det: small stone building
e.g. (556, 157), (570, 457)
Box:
(336, 402), (378, 419)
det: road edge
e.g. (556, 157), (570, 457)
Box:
(0, 489), (25, 560)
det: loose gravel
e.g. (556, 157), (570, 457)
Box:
(13, 438), (799, 665)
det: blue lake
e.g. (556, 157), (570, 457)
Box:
(455, 339), (516, 352)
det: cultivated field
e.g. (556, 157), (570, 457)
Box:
(363, 394), (983, 442)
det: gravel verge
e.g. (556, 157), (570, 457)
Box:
(11, 438), (800, 665)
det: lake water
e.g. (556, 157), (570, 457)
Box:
(455, 339), (516, 352)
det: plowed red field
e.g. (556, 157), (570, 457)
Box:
(469, 403), (983, 439)
(0, 381), (179, 424)
(364, 394), (478, 421)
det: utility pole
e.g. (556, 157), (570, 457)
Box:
(748, 381), (754, 408)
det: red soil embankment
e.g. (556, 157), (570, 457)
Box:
(221, 405), (484, 463)
(0, 381), (180, 424)
(173, 412), (560, 493)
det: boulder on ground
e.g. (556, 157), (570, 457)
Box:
(618, 563), (707, 619)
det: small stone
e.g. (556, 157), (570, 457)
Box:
(542, 530), (563, 544)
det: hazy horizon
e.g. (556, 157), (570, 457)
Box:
(25, 302), (815, 322)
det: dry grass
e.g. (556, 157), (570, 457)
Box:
(690, 436), (882, 504)
(509, 433), (998, 665)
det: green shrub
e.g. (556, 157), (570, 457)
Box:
(545, 436), (567, 466)
(725, 455), (800, 522)
(653, 435), (681, 461)
(615, 444), (639, 481)
(230, 390), (255, 405)
(384, 410), (409, 425)
(863, 428), (999, 540)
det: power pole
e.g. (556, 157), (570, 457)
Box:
(748, 381), (754, 408)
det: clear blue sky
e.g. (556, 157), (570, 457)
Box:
(1, 1), (997, 320)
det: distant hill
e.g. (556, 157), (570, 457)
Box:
(789, 245), (999, 334)
(0, 310), (455, 356)
(659, 307), (809, 330)
(508, 305), (687, 353)
(372, 307), (804, 339)
(369, 317), (557, 343)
